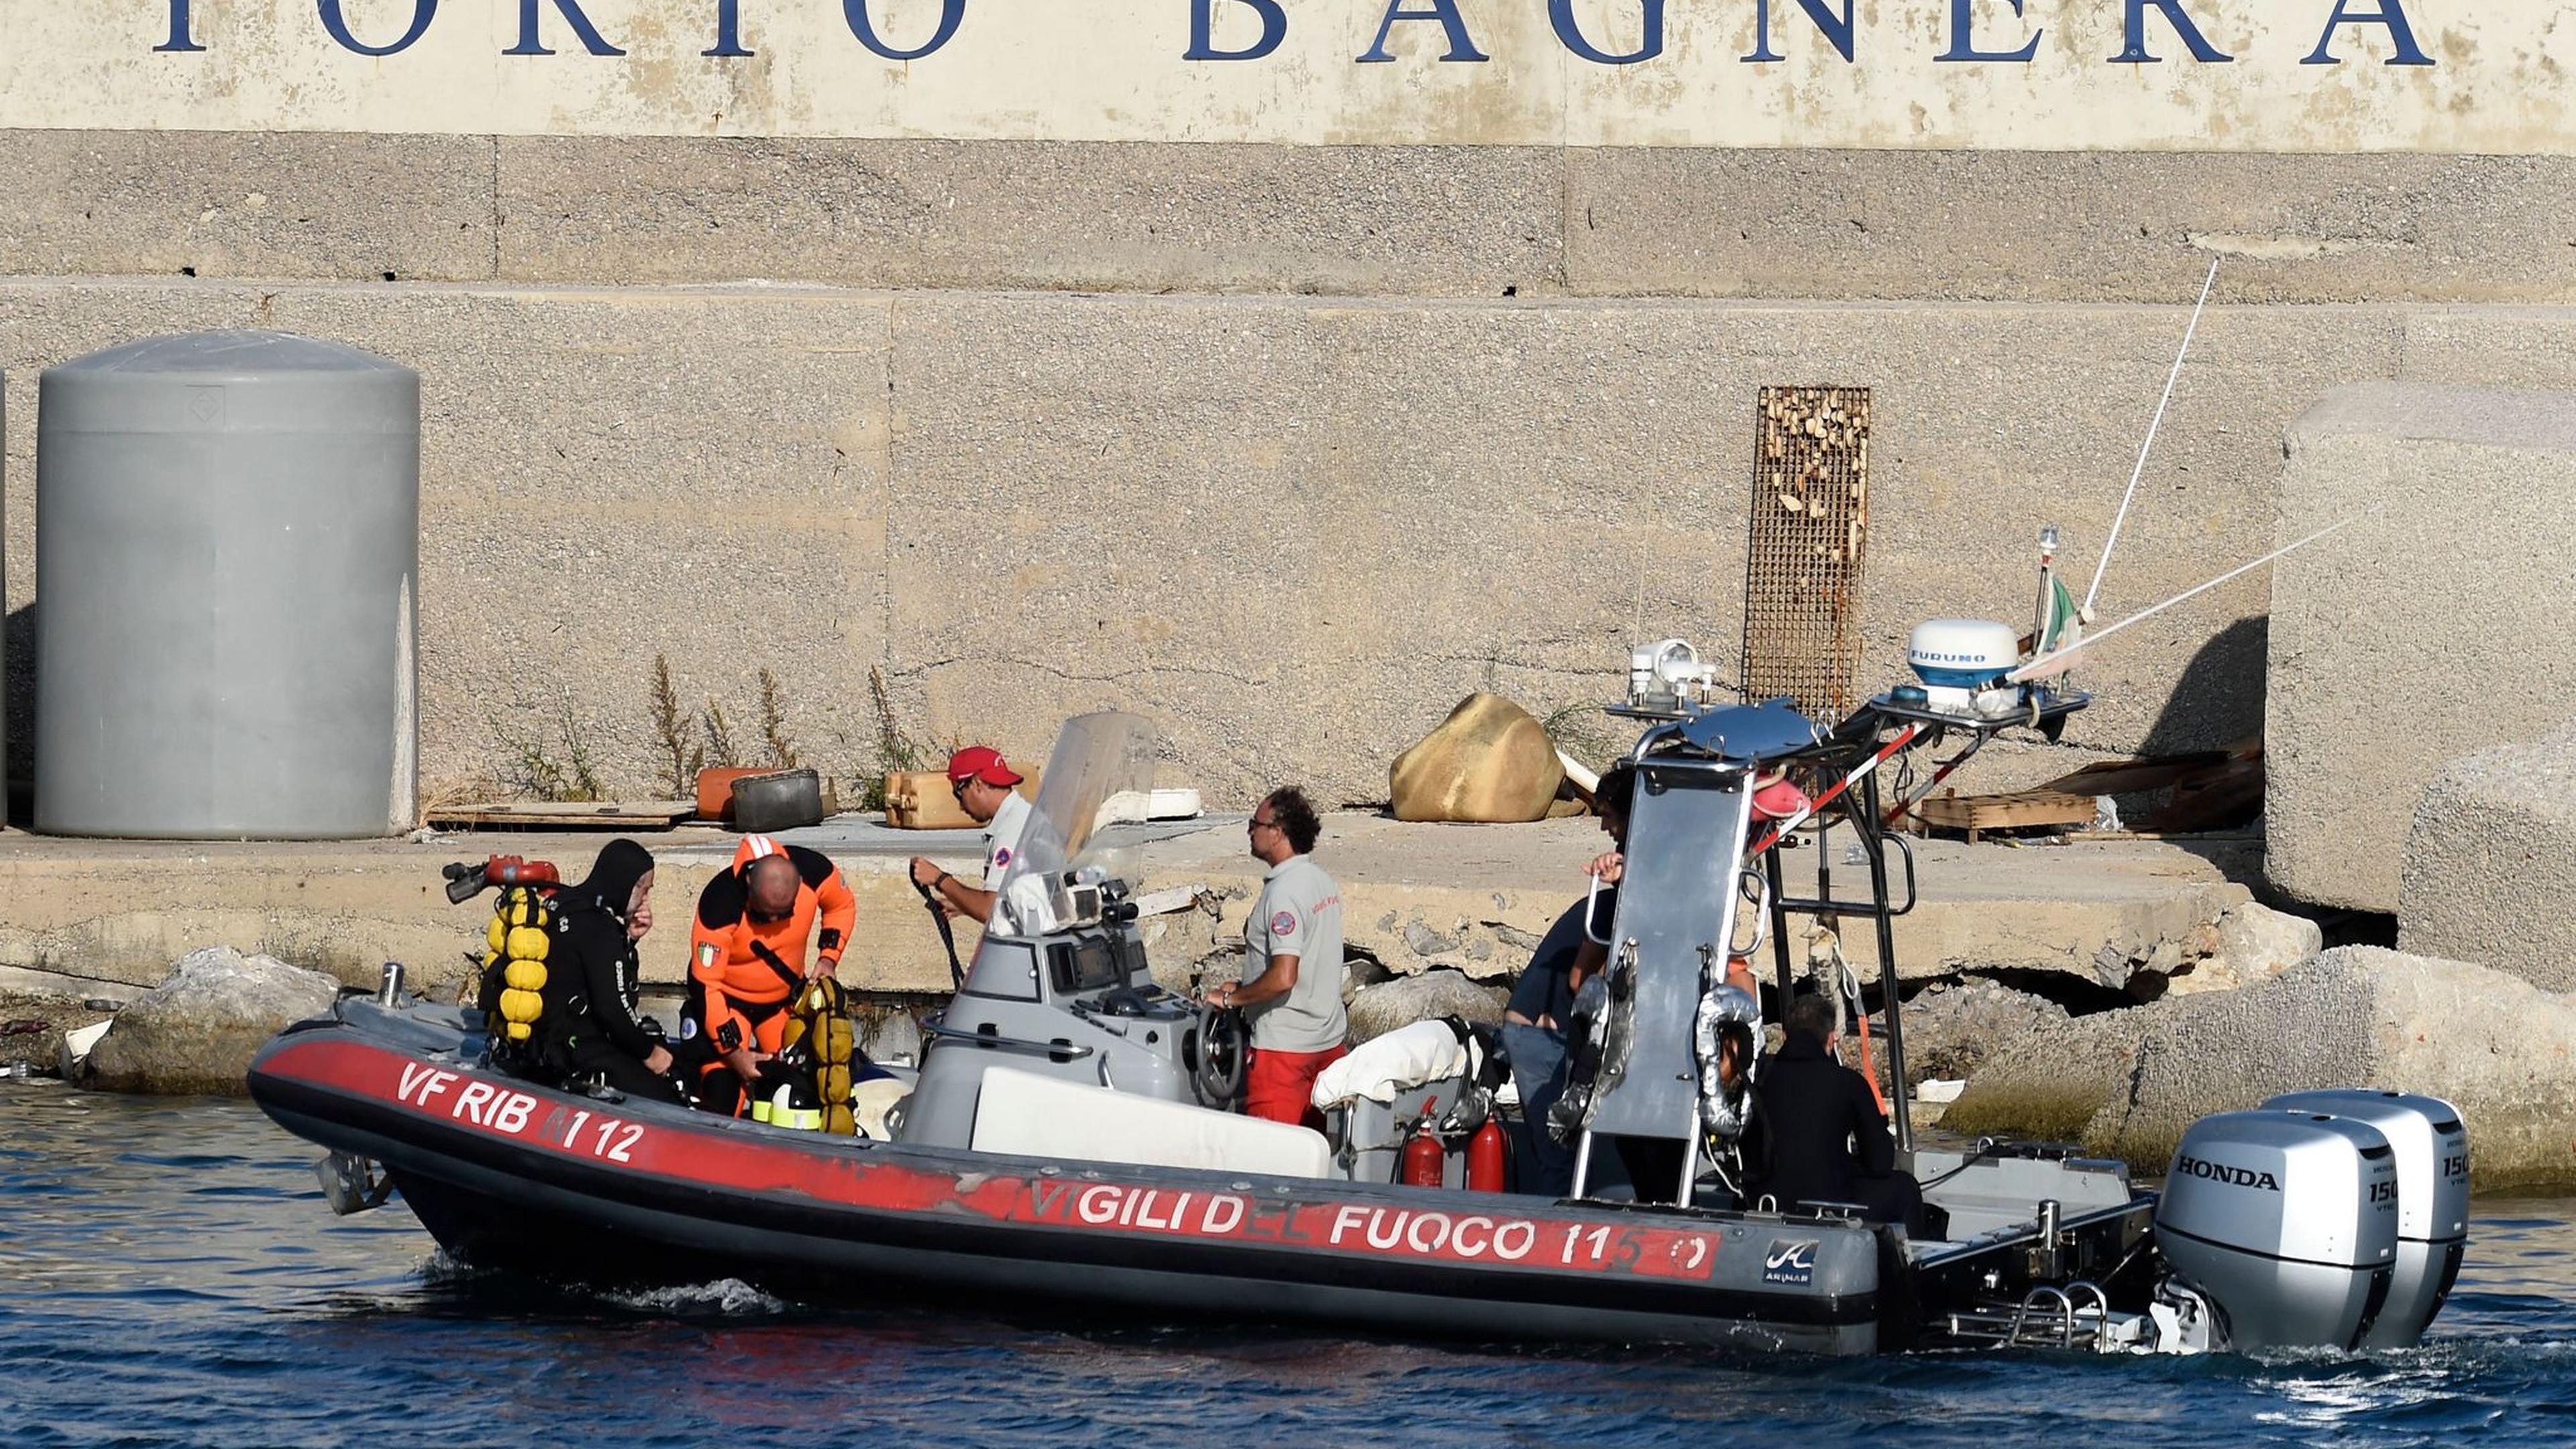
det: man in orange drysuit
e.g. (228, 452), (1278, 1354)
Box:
(682, 833), (857, 1116)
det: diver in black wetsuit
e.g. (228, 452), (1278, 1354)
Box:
(536, 839), (688, 1106)
(1752, 992), (1923, 1232)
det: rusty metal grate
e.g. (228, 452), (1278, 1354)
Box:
(1741, 385), (1871, 720)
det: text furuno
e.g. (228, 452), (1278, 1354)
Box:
(2174, 1155), (2282, 1191)
(153, 1), (2439, 69)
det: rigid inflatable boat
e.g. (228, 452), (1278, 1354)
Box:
(252, 658), (2469, 1356)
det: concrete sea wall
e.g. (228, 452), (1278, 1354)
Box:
(0, 3), (2568, 825)
(9, 138), (2576, 812)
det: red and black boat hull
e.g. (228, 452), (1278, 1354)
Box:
(248, 1008), (1888, 1351)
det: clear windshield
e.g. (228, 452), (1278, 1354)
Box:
(990, 711), (1159, 938)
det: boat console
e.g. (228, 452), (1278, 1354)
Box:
(898, 712), (1273, 1156)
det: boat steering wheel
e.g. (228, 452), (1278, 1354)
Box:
(1191, 1002), (1249, 1108)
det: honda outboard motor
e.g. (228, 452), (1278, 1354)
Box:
(2263, 1090), (2469, 1347)
(2155, 1110), (2399, 1352)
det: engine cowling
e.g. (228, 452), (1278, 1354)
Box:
(2155, 1110), (2399, 1352)
(2263, 1089), (2469, 1348)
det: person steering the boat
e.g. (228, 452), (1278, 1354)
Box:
(683, 834), (857, 1116)
(1205, 786), (1348, 1129)
(907, 745), (1031, 926)
(1752, 992), (1924, 1232)
(535, 838), (688, 1105)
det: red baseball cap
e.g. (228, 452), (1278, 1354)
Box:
(945, 745), (1024, 788)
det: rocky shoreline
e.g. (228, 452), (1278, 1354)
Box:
(17, 798), (2574, 1191)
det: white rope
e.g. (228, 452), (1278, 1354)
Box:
(2012, 513), (2365, 684)
(2085, 258), (2220, 617)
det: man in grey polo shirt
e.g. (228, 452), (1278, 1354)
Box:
(1205, 785), (1347, 1128)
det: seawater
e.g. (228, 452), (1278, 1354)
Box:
(4, 1087), (2573, 1448)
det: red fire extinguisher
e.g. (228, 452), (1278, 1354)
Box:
(1467, 1117), (1508, 1192)
(1400, 1106), (1446, 1187)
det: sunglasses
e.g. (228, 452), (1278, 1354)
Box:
(1248, 816), (1279, 833)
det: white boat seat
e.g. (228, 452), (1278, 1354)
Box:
(969, 1065), (1333, 1179)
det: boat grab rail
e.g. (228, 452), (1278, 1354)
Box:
(1775, 831), (1920, 919)
(922, 1018), (1097, 1063)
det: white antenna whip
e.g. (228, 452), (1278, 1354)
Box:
(2013, 513), (2365, 683)
(2084, 258), (2220, 617)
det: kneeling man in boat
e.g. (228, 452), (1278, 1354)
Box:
(1205, 786), (1348, 1129)
(1753, 993), (1925, 1232)
(684, 835), (858, 1116)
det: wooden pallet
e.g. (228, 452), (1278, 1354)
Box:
(425, 800), (696, 831)
(1908, 788), (2094, 843)
(882, 768), (1040, 830)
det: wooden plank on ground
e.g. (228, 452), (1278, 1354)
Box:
(2038, 752), (2231, 798)
(427, 800), (696, 830)
(1911, 788), (2096, 843)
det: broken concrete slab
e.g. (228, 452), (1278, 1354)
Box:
(2399, 718), (2576, 992)
(2156, 902), (2324, 998)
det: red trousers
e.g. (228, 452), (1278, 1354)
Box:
(1245, 1042), (1349, 1130)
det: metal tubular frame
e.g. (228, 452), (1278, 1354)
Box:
(1739, 711), (1922, 1150)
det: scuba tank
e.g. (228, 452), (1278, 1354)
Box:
(450, 857), (564, 1070)
(443, 855), (560, 904)
(777, 976), (860, 1135)
(1400, 1106), (1446, 1187)
(480, 885), (557, 1064)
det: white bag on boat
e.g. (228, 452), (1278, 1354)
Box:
(1312, 1020), (1467, 1110)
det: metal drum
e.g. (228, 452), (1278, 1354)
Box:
(34, 331), (418, 839)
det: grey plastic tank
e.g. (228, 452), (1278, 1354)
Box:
(34, 331), (418, 839)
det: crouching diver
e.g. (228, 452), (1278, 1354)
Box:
(684, 834), (857, 1116)
(533, 838), (689, 1106)
(1752, 992), (1924, 1233)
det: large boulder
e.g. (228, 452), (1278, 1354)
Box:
(1389, 694), (1565, 824)
(2398, 719), (2576, 991)
(2266, 384), (2576, 912)
(1895, 977), (2068, 1085)
(2090, 947), (2576, 1190)
(83, 947), (341, 1095)
(1345, 968), (1508, 1044)
(1951, 947), (2576, 1191)
(1937, 1008), (2158, 1143)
